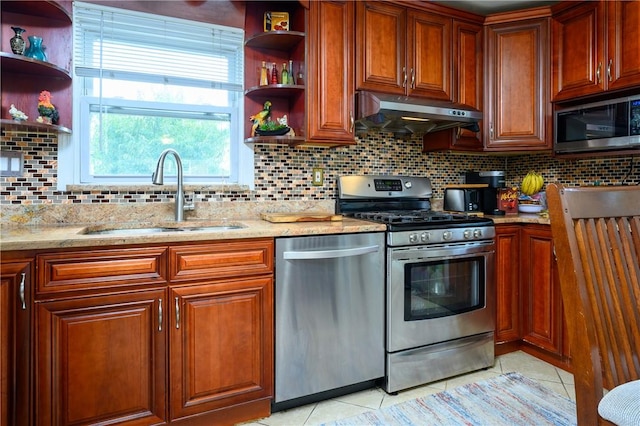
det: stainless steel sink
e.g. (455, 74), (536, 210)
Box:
(83, 225), (245, 235)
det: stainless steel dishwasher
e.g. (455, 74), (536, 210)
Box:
(274, 232), (385, 409)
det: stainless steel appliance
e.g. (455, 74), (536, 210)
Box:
(443, 185), (485, 213)
(355, 91), (482, 137)
(274, 233), (385, 409)
(554, 94), (640, 154)
(337, 175), (496, 393)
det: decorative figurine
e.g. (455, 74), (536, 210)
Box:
(249, 100), (271, 137)
(37, 90), (59, 125)
(9, 104), (28, 121)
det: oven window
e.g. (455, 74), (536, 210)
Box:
(404, 257), (485, 320)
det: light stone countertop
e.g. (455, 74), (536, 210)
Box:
(0, 218), (387, 251)
(0, 210), (550, 252)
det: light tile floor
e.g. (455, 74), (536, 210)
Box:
(240, 351), (575, 426)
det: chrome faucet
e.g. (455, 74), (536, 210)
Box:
(152, 149), (194, 222)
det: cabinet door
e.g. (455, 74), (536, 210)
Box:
(494, 225), (521, 344)
(551, 2), (605, 101)
(408, 10), (452, 100)
(35, 289), (166, 425)
(169, 277), (273, 421)
(1, 262), (31, 426)
(520, 226), (563, 356)
(306, 1), (356, 145)
(607, 0), (640, 91)
(485, 18), (550, 151)
(356, 1), (406, 94)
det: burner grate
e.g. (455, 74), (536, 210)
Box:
(353, 210), (469, 224)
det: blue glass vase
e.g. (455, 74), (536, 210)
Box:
(25, 36), (47, 62)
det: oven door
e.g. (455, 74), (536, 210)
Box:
(387, 240), (495, 353)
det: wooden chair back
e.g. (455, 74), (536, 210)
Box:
(546, 183), (640, 425)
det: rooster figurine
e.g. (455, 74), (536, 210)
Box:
(249, 100), (272, 137)
(37, 90), (59, 125)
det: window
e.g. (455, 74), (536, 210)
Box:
(61, 2), (252, 187)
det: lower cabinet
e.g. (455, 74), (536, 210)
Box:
(28, 238), (274, 426)
(35, 289), (167, 425)
(169, 277), (273, 423)
(1, 260), (32, 426)
(495, 224), (570, 368)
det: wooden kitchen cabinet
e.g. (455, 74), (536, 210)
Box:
(167, 239), (274, 423)
(551, 0), (640, 102)
(35, 289), (167, 425)
(520, 225), (564, 360)
(494, 225), (521, 349)
(484, 12), (551, 151)
(31, 238), (274, 425)
(423, 19), (484, 152)
(356, 1), (453, 101)
(243, 1), (307, 146)
(169, 277), (273, 423)
(494, 224), (570, 368)
(305, 0), (356, 146)
(0, 1), (73, 133)
(0, 259), (32, 426)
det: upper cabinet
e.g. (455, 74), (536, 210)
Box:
(356, 1), (454, 101)
(305, 1), (356, 146)
(1, 1), (73, 132)
(484, 10), (551, 151)
(551, 0), (640, 102)
(243, 1), (307, 146)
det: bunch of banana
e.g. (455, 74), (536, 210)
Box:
(521, 171), (544, 196)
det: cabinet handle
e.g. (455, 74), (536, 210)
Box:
(456, 127), (462, 140)
(350, 111), (354, 133)
(175, 297), (180, 329)
(596, 61), (602, 84)
(19, 272), (26, 310)
(402, 67), (407, 88)
(410, 68), (415, 89)
(158, 298), (163, 332)
(607, 59), (613, 82)
(489, 123), (494, 140)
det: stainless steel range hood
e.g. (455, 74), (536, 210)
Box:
(355, 91), (482, 136)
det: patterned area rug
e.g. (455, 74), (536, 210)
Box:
(322, 372), (576, 426)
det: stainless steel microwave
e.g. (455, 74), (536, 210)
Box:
(554, 95), (640, 154)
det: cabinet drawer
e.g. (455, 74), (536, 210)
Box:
(37, 247), (168, 296)
(170, 239), (273, 282)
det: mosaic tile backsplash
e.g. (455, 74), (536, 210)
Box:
(1, 127), (638, 223)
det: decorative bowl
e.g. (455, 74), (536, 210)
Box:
(255, 126), (291, 136)
(518, 204), (544, 213)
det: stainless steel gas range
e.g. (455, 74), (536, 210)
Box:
(337, 175), (496, 393)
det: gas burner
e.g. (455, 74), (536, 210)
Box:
(353, 210), (486, 226)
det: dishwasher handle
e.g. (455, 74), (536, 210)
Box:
(283, 245), (380, 260)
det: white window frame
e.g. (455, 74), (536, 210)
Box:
(58, 2), (253, 190)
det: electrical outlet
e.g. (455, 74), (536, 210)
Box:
(312, 168), (324, 186)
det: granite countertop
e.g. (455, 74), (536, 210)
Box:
(0, 218), (387, 251)
(0, 212), (550, 252)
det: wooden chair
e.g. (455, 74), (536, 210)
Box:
(546, 183), (640, 425)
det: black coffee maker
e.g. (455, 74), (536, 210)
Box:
(464, 171), (506, 215)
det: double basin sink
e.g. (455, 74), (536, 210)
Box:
(82, 223), (246, 236)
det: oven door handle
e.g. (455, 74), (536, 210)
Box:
(283, 245), (380, 260)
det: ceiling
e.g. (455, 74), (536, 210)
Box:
(431, 0), (559, 16)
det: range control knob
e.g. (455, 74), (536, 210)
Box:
(409, 233), (419, 243)
(463, 229), (473, 239)
(420, 232), (430, 242)
(473, 229), (483, 238)
(404, 181), (412, 189)
(442, 231), (453, 241)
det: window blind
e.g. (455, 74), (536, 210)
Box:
(73, 2), (244, 91)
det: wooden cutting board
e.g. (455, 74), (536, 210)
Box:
(261, 212), (343, 223)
